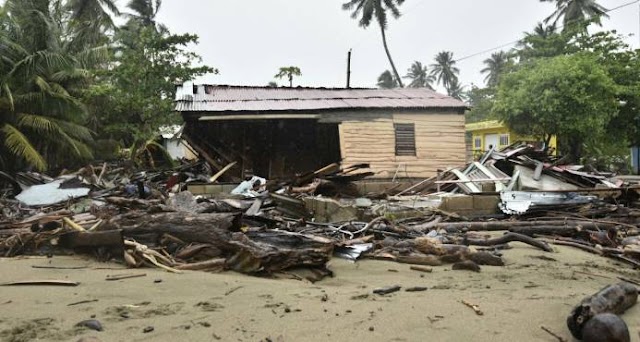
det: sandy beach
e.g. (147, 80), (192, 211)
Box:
(0, 243), (639, 342)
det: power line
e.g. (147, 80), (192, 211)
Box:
(455, 0), (640, 63)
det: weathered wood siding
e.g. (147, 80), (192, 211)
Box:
(338, 112), (465, 178)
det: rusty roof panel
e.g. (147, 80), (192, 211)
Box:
(175, 85), (467, 112)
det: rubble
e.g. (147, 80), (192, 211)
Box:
(0, 143), (639, 288)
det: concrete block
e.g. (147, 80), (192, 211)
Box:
(304, 197), (358, 223)
(441, 195), (474, 211)
(473, 195), (500, 212)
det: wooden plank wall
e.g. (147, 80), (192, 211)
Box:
(339, 112), (465, 178)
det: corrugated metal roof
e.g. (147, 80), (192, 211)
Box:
(175, 85), (467, 113)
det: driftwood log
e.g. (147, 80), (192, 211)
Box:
(59, 230), (123, 249)
(101, 211), (242, 248)
(464, 232), (553, 252)
(428, 220), (617, 233)
(102, 211), (333, 273)
(567, 282), (638, 339)
(226, 230), (334, 273)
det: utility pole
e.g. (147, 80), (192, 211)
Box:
(346, 49), (352, 88)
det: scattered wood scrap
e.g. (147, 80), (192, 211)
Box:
(461, 300), (483, 316)
(1, 280), (80, 287)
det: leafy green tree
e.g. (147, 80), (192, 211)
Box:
(0, 0), (107, 171)
(274, 66), (302, 87)
(465, 86), (495, 123)
(516, 21), (581, 62)
(377, 70), (398, 89)
(96, 0), (215, 154)
(481, 51), (510, 87)
(342, 0), (405, 87)
(573, 30), (640, 149)
(493, 53), (618, 161)
(430, 51), (459, 92)
(267, 81), (278, 87)
(403, 61), (434, 89)
(540, 0), (608, 28)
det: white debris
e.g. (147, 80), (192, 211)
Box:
(16, 177), (90, 206)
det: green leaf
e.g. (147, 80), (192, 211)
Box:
(1, 123), (47, 170)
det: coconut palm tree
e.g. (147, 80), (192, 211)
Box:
(65, 0), (120, 47)
(403, 61), (435, 89)
(377, 70), (398, 89)
(481, 51), (509, 87)
(430, 51), (460, 91)
(531, 22), (558, 38)
(446, 78), (465, 100)
(342, 0), (405, 87)
(67, 0), (120, 26)
(126, 0), (162, 28)
(0, 0), (106, 170)
(540, 0), (608, 27)
(275, 66), (302, 87)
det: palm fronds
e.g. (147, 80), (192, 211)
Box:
(1, 124), (47, 170)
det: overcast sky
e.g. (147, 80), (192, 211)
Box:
(150, 1), (638, 91)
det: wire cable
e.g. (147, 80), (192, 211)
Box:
(455, 0), (640, 62)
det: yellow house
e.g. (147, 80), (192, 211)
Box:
(465, 120), (557, 159)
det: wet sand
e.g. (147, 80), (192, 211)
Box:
(0, 244), (639, 342)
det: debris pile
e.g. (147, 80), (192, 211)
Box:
(1, 143), (640, 283)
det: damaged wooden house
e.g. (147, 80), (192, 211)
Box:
(175, 85), (467, 180)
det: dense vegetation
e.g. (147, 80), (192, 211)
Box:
(0, 0), (212, 171)
(1, 0), (637, 170)
(346, 0), (639, 164)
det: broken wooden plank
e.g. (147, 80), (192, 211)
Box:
(209, 161), (237, 183)
(473, 162), (508, 191)
(450, 169), (481, 193)
(105, 273), (146, 281)
(461, 300), (483, 315)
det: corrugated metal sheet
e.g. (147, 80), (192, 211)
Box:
(175, 85), (466, 112)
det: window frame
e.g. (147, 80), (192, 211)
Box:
(499, 134), (509, 146)
(473, 136), (482, 149)
(394, 123), (417, 157)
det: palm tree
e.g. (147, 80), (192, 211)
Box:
(403, 61), (434, 89)
(275, 66), (302, 87)
(67, 0), (120, 25)
(66, 0), (120, 46)
(446, 78), (465, 100)
(342, 0), (405, 87)
(531, 22), (557, 38)
(377, 70), (398, 89)
(481, 51), (509, 87)
(126, 0), (162, 28)
(540, 0), (608, 27)
(0, 0), (106, 171)
(430, 51), (460, 91)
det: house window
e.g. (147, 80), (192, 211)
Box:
(474, 137), (482, 149)
(394, 123), (416, 156)
(499, 134), (509, 146)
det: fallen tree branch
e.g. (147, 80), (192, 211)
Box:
(541, 239), (602, 255)
(464, 232), (553, 252)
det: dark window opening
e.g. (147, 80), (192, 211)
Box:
(394, 123), (416, 156)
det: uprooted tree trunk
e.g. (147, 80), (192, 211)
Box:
(101, 211), (242, 248)
(567, 282), (638, 339)
(101, 211), (333, 273)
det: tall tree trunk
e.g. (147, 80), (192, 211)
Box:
(379, 25), (404, 88)
(289, 74), (293, 87)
